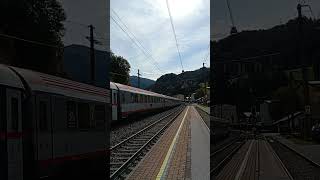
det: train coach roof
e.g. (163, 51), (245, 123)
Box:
(111, 82), (180, 101)
(11, 66), (110, 102)
(0, 64), (24, 89)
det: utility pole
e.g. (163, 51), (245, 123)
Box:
(89, 24), (95, 85)
(297, 3), (311, 139)
(137, 69), (141, 88)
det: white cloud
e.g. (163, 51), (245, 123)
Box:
(111, 0), (210, 80)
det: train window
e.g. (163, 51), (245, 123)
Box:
(90, 105), (95, 128)
(131, 93), (134, 103)
(67, 101), (77, 128)
(11, 98), (19, 131)
(135, 94), (138, 103)
(78, 103), (90, 129)
(94, 105), (105, 130)
(113, 93), (117, 104)
(122, 93), (125, 103)
(39, 101), (47, 131)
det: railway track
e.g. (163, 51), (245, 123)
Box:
(210, 136), (245, 176)
(269, 137), (320, 180)
(109, 106), (185, 179)
(111, 106), (181, 146)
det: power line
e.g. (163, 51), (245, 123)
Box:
(166, 0), (184, 72)
(110, 72), (130, 78)
(203, 43), (210, 62)
(0, 33), (58, 48)
(214, 52), (281, 64)
(64, 20), (88, 27)
(110, 14), (163, 74)
(111, 9), (163, 72)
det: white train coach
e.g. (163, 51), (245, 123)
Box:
(110, 82), (182, 121)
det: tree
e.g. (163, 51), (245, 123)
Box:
(110, 52), (131, 84)
(0, 0), (66, 75)
(194, 87), (205, 100)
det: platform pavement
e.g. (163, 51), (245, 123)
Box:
(267, 133), (320, 166)
(190, 105), (210, 180)
(126, 105), (210, 180)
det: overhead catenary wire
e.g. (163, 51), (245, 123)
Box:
(110, 13), (163, 74)
(0, 33), (58, 48)
(214, 52), (281, 64)
(203, 43), (210, 62)
(111, 9), (163, 72)
(166, 0), (184, 72)
(64, 20), (89, 28)
(110, 21), (159, 76)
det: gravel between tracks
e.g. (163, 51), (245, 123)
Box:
(111, 106), (183, 146)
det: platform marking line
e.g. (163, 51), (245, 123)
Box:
(156, 106), (189, 180)
(234, 140), (254, 180)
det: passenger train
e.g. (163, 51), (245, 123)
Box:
(0, 64), (182, 179)
(110, 82), (181, 121)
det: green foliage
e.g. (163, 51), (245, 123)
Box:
(194, 87), (205, 99)
(150, 67), (209, 96)
(0, 0), (66, 75)
(110, 52), (131, 84)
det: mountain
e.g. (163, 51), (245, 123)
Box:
(129, 76), (155, 89)
(213, 18), (320, 71)
(63, 44), (110, 88)
(150, 67), (209, 96)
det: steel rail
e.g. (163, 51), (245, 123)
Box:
(110, 106), (185, 179)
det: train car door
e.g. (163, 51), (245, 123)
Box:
(35, 95), (53, 177)
(112, 90), (118, 120)
(6, 88), (23, 180)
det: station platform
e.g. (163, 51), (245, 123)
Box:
(127, 105), (210, 180)
(266, 133), (320, 166)
(216, 139), (291, 180)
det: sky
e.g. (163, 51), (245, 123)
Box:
(111, 0), (210, 80)
(211, 0), (320, 41)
